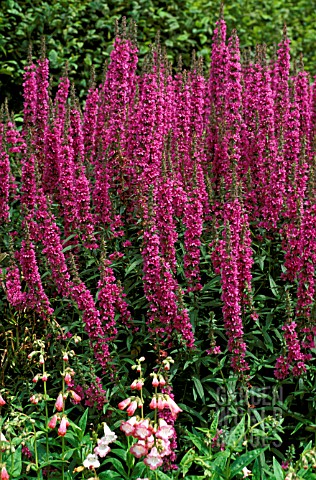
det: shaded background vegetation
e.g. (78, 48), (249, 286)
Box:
(1, 0), (316, 111)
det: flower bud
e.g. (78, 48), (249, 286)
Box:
(55, 393), (64, 412)
(118, 398), (131, 410)
(0, 394), (6, 406)
(70, 391), (81, 404)
(27, 351), (37, 360)
(1, 466), (9, 480)
(135, 381), (143, 391)
(30, 395), (39, 405)
(126, 400), (138, 416)
(152, 375), (159, 388)
(64, 373), (72, 385)
(58, 416), (68, 437)
(48, 414), (58, 429)
(130, 380), (138, 390)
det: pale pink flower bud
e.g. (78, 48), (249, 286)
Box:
(135, 381), (143, 391)
(130, 380), (138, 390)
(126, 400), (138, 416)
(70, 391), (81, 404)
(152, 375), (159, 387)
(0, 394), (6, 406)
(149, 396), (157, 409)
(159, 375), (166, 387)
(63, 352), (69, 362)
(118, 397), (131, 410)
(165, 395), (182, 418)
(41, 374), (48, 382)
(58, 416), (68, 436)
(29, 395), (39, 405)
(136, 365), (141, 372)
(64, 373), (71, 385)
(39, 354), (44, 365)
(157, 396), (164, 410)
(48, 414), (58, 429)
(55, 393), (64, 412)
(144, 446), (163, 470)
(32, 375), (39, 383)
(1, 466), (9, 480)
(130, 441), (148, 458)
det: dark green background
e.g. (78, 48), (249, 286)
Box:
(1, 0), (316, 111)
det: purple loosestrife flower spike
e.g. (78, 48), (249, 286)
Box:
(0, 124), (10, 223)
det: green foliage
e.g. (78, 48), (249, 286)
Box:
(1, 0), (316, 111)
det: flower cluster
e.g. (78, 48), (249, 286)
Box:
(83, 422), (117, 470)
(118, 357), (181, 471)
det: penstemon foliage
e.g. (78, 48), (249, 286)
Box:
(1, 7), (316, 479)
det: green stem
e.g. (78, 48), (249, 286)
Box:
(10, 439), (15, 475)
(154, 387), (158, 426)
(43, 364), (49, 462)
(32, 423), (41, 480)
(62, 437), (65, 480)
(61, 360), (65, 480)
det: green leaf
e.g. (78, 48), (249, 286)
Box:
(269, 274), (279, 298)
(211, 450), (229, 472)
(230, 448), (266, 477)
(132, 460), (146, 477)
(78, 408), (89, 435)
(227, 417), (245, 448)
(157, 470), (172, 479)
(209, 411), (220, 438)
(273, 456), (284, 480)
(125, 257), (143, 275)
(179, 404), (207, 424)
(112, 447), (127, 462)
(192, 376), (205, 401)
(48, 49), (58, 63)
(11, 445), (22, 476)
(252, 458), (261, 480)
(98, 472), (121, 479)
(62, 243), (79, 253)
(179, 447), (195, 476)
(102, 458), (128, 479)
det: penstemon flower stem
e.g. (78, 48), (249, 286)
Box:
(32, 422), (40, 480)
(61, 359), (65, 480)
(43, 362), (49, 462)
